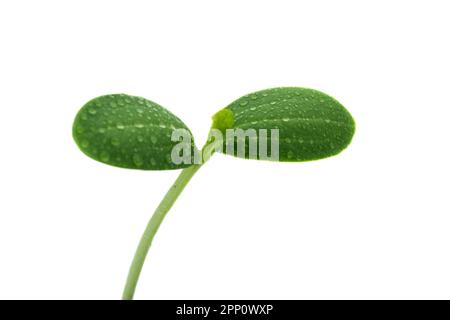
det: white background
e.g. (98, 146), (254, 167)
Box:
(0, 1), (449, 300)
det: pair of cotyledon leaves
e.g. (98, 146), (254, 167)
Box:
(73, 87), (355, 170)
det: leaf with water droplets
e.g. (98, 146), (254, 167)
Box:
(211, 87), (355, 162)
(73, 94), (195, 170)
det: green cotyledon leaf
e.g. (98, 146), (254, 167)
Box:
(73, 94), (195, 170)
(211, 87), (355, 162)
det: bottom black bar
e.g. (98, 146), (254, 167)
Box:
(2, 299), (449, 318)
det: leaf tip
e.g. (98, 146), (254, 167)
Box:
(211, 108), (234, 133)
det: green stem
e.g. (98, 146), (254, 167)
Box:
(122, 164), (202, 300)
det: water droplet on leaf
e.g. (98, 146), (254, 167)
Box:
(133, 154), (144, 167)
(100, 151), (110, 162)
(111, 138), (120, 146)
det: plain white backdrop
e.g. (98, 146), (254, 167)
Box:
(1, 0), (449, 299)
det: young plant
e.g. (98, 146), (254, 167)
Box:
(72, 87), (355, 299)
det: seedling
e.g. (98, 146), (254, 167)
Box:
(72, 87), (355, 299)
